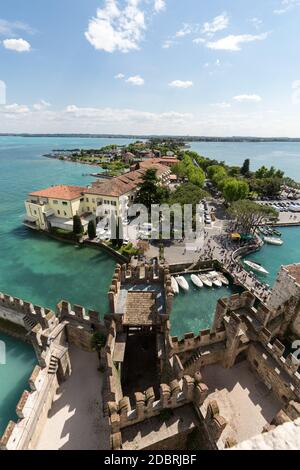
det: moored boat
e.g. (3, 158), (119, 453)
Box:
(217, 272), (229, 286)
(191, 274), (203, 288)
(207, 271), (222, 288)
(198, 274), (213, 288)
(244, 260), (269, 275)
(171, 276), (179, 295)
(176, 276), (189, 292)
(264, 236), (284, 246)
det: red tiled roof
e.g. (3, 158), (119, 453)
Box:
(88, 162), (170, 197)
(30, 185), (85, 200)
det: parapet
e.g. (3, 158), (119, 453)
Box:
(57, 300), (103, 329)
(169, 328), (226, 356)
(0, 292), (58, 331)
(0, 364), (54, 450)
(107, 373), (209, 434)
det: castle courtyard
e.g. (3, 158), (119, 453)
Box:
(35, 347), (110, 450)
(201, 361), (282, 445)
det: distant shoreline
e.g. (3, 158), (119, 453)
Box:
(1, 134), (300, 143)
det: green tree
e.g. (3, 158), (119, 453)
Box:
(228, 200), (278, 234)
(241, 159), (250, 176)
(207, 165), (228, 190)
(87, 220), (96, 240)
(135, 169), (167, 210)
(73, 214), (84, 235)
(222, 178), (250, 203)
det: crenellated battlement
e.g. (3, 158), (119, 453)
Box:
(0, 291), (58, 331)
(263, 339), (300, 384)
(108, 263), (173, 315)
(168, 328), (226, 356)
(0, 363), (57, 450)
(107, 372), (209, 433)
(57, 300), (102, 326)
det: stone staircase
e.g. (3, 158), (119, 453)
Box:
(48, 355), (59, 375)
(23, 314), (38, 331)
(183, 348), (203, 370)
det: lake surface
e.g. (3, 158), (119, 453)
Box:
(244, 226), (300, 286)
(190, 141), (300, 180)
(0, 333), (37, 436)
(171, 276), (242, 338)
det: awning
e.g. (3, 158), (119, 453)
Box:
(231, 233), (241, 239)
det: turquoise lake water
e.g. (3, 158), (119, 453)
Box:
(171, 280), (242, 338)
(0, 333), (37, 435)
(244, 226), (300, 286)
(1, 136), (300, 437)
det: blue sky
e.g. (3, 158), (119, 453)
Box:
(1, 0), (300, 136)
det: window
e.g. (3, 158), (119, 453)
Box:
(87, 207), (90, 212)
(80, 198), (84, 202)
(86, 198), (89, 202)
(64, 211), (67, 216)
(92, 199), (95, 203)
(53, 200), (58, 205)
(62, 201), (68, 206)
(111, 201), (117, 206)
(57, 210), (60, 215)
(34, 210), (37, 215)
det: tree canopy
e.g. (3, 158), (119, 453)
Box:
(135, 169), (169, 210)
(222, 178), (249, 203)
(228, 200), (278, 234)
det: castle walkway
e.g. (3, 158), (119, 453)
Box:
(35, 346), (110, 450)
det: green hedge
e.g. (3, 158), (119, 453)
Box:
(50, 227), (81, 242)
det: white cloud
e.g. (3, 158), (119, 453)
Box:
(210, 102), (231, 108)
(193, 37), (206, 45)
(1, 103), (30, 114)
(2, 38), (31, 52)
(154, 0), (166, 13)
(292, 80), (300, 104)
(249, 17), (263, 29)
(233, 94), (262, 103)
(126, 75), (144, 86)
(169, 80), (193, 89)
(202, 13), (229, 35)
(33, 100), (51, 111)
(85, 0), (146, 53)
(162, 39), (177, 49)
(207, 32), (269, 51)
(115, 73), (125, 79)
(175, 23), (197, 38)
(274, 0), (300, 14)
(0, 19), (34, 36)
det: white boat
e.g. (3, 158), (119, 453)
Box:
(171, 276), (179, 295)
(264, 236), (284, 246)
(217, 272), (229, 286)
(199, 274), (213, 288)
(244, 260), (269, 275)
(191, 274), (203, 288)
(176, 276), (189, 292)
(207, 271), (222, 288)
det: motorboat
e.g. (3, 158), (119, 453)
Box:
(272, 229), (282, 237)
(176, 276), (189, 292)
(244, 260), (269, 275)
(217, 272), (230, 286)
(264, 236), (284, 246)
(207, 271), (222, 288)
(198, 274), (213, 288)
(171, 276), (179, 295)
(191, 274), (203, 288)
